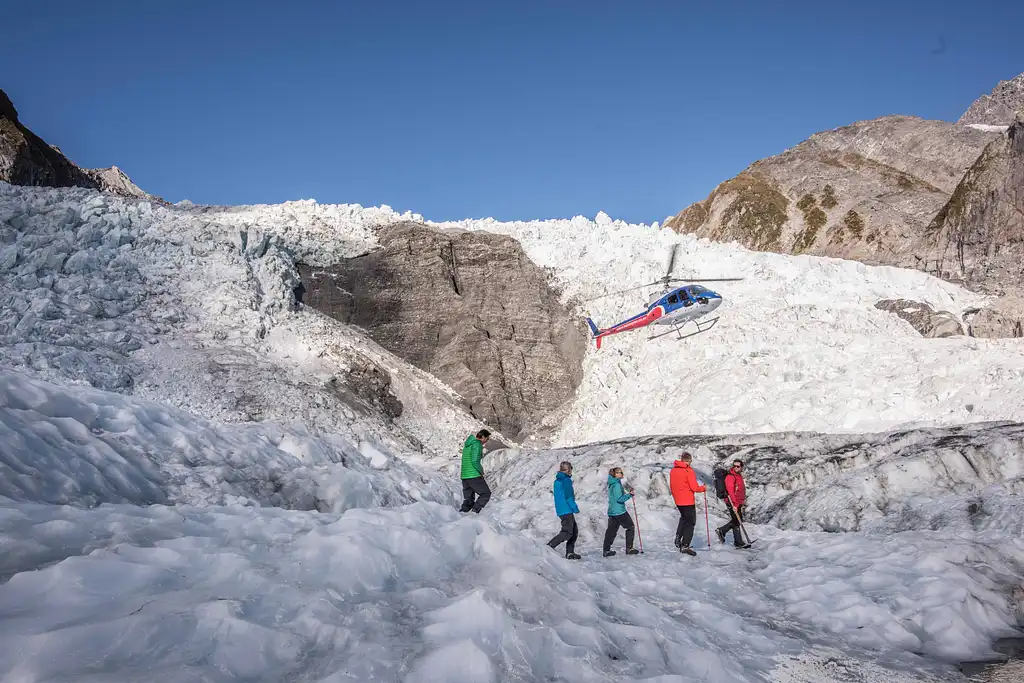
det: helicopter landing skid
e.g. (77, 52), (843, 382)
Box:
(648, 316), (720, 341)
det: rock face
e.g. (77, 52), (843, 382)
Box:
(874, 299), (963, 338)
(912, 122), (1024, 337)
(917, 122), (1024, 291)
(84, 165), (157, 201)
(0, 89), (99, 190)
(0, 89), (154, 200)
(959, 72), (1024, 127)
(665, 116), (996, 262)
(297, 222), (586, 439)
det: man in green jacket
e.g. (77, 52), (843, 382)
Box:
(459, 429), (492, 513)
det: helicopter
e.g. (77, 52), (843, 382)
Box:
(584, 244), (743, 350)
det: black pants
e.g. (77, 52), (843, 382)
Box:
(675, 505), (697, 548)
(548, 513), (578, 555)
(459, 477), (491, 513)
(719, 503), (746, 545)
(602, 513), (635, 552)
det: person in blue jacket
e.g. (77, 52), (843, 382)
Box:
(547, 461), (581, 560)
(603, 467), (640, 557)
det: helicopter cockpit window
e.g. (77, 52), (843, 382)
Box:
(689, 285), (707, 295)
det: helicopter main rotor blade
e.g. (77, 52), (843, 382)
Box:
(585, 283), (654, 301)
(667, 277), (745, 282)
(665, 243), (679, 280)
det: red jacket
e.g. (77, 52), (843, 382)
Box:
(725, 469), (746, 507)
(670, 461), (706, 506)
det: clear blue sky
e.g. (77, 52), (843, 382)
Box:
(3, 0), (1023, 224)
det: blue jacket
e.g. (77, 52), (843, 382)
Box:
(607, 475), (633, 516)
(553, 471), (579, 516)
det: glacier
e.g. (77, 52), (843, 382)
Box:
(1, 181), (1023, 681)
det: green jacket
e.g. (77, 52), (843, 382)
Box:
(460, 435), (484, 479)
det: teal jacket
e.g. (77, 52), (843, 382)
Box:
(553, 471), (579, 516)
(607, 475), (633, 516)
(460, 435), (483, 479)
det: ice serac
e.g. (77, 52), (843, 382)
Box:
(296, 221), (586, 440)
(959, 72), (1024, 127)
(0, 89), (99, 190)
(918, 122), (1024, 337)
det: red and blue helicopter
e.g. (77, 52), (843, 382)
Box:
(585, 244), (743, 350)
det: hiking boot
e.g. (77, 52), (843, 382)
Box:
(603, 550), (616, 557)
(680, 546), (697, 556)
(566, 552), (582, 560)
(735, 543), (752, 550)
(674, 538), (682, 548)
(625, 548), (640, 555)
(715, 528), (726, 544)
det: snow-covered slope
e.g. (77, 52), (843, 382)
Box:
(429, 212), (1024, 444)
(0, 183), (485, 465)
(1, 371), (1022, 681)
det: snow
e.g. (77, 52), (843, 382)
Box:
(966, 124), (1010, 133)
(1, 377), (1021, 681)
(2, 182), (1024, 680)
(0, 369), (451, 510)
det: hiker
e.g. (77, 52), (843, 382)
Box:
(603, 467), (640, 557)
(715, 459), (750, 548)
(548, 461), (581, 559)
(670, 452), (706, 556)
(459, 429), (491, 513)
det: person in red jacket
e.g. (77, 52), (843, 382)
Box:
(715, 459), (750, 548)
(669, 452), (706, 556)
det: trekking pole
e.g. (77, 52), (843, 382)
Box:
(736, 507), (755, 546)
(703, 490), (711, 548)
(631, 497), (644, 554)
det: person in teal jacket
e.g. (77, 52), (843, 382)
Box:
(603, 466), (639, 557)
(459, 430), (491, 513)
(547, 461), (581, 559)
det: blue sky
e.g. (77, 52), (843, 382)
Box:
(3, 0), (1023, 224)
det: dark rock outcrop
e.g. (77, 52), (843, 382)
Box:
(297, 222), (586, 439)
(0, 89), (155, 200)
(874, 299), (963, 338)
(336, 357), (403, 420)
(0, 89), (99, 189)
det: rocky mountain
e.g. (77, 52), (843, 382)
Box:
(296, 221), (587, 440)
(665, 115), (997, 261)
(666, 71), (1024, 338)
(0, 89), (154, 201)
(959, 72), (1024, 127)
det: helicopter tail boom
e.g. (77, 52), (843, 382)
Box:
(585, 317), (609, 350)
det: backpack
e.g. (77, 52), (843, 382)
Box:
(712, 467), (729, 499)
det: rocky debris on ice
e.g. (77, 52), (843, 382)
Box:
(874, 298), (964, 337)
